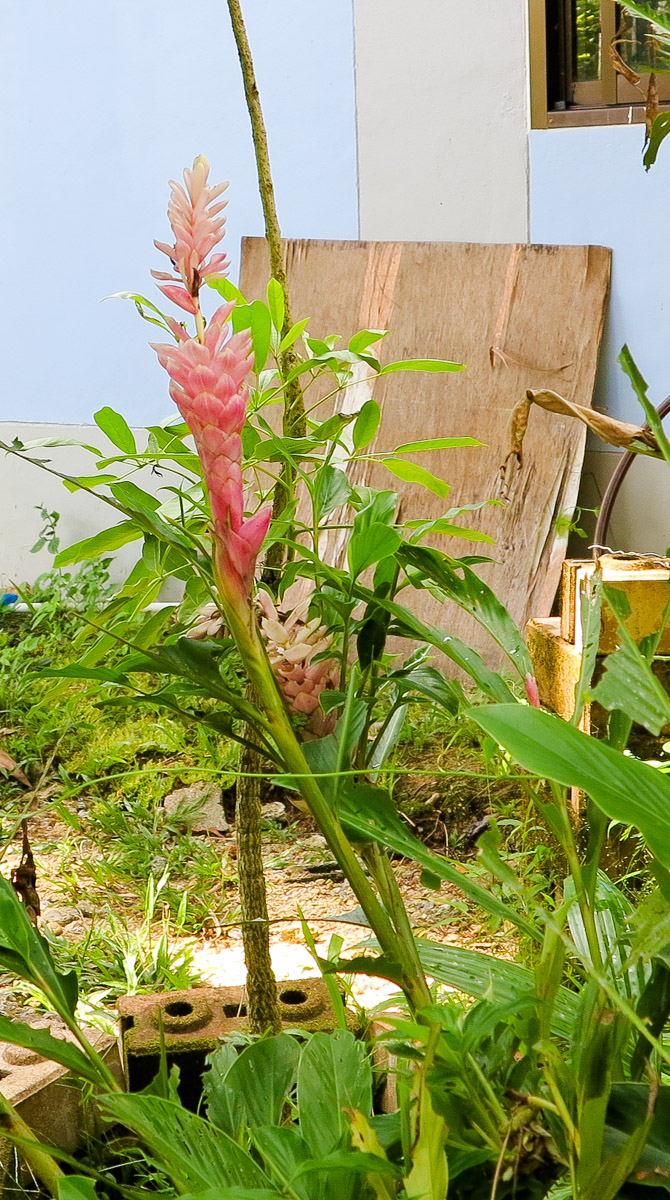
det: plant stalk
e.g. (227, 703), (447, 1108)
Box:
(225, 0), (306, 586)
(222, 591), (431, 1014)
(236, 738), (281, 1033)
(0, 1091), (64, 1197)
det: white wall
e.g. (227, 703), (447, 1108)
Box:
(0, 0), (358, 428)
(0, 424), (182, 593)
(530, 124), (670, 424)
(354, 0), (530, 242)
(530, 124), (670, 553)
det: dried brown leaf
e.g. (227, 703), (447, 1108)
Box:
(525, 389), (661, 455)
(647, 72), (660, 142)
(610, 42), (642, 88)
(0, 748), (31, 789)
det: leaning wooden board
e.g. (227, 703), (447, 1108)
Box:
(240, 239), (611, 670)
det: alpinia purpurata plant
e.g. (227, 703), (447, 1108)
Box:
(147, 157), (438, 1018)
(152, 301), (271, 603)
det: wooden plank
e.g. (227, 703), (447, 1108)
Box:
(240, 239), (611, 669)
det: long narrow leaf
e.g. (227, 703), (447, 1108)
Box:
(399, 545), (533, 679)
(101, 1094), (270, 1194)
(470, 705), (670, 868)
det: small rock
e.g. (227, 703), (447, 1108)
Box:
(150, 855), (168, 876)
(77, 902), (96, 919)
(261, 801), (286, 822)
(163, 781), (229, 832)
(302, 834), (327, 850)
(42, 905), (77, 927)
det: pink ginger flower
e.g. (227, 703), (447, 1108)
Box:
(258, 591), (338, 736)
(152, 155), (229, 315)
(152, 302), (271, 597)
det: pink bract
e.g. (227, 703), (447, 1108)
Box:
(152, 155), (230, 311)
(152, 303), (271, 597)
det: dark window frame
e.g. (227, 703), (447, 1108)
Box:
(531, 0), (670, 127)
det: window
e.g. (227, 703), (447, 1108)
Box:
(530, 0), (670, 126)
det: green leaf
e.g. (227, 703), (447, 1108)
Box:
(109, 480), (160, 514)
(54, 522), (142, 568)
(249, 301), (273, 373)
(62, 474), (119, 493)
(396, 665), (464, 715)
(619, 344), (670, 468)
(619, 0), (670, 36)
(645, 110), (670, 169)
(311, 413), (355, 444)
(58, 1178), (98, 1200)
(414, 940), (578, 1038)
(381, 459), (451, 498)
(352, 400), (381, 450)
(0, 1015), (100, 1084)
(294, 1150), (400, 1180)
(348, 328), (388, 354)
(0, 875), (78, 1015)
(409, 520), (494, 543)
(399, 546), (533, 680)
(395, 437), (481, 453)
(470, 704), (670, 868)
(205, 1036), (300, 1138)
(348, 523), (401, 578)
(590, 631), (670, 735)
(233, 302), (272, 373)
(101, 1094), (270, 1194)
(266, 279), (285, 333)
(379, 358), (464, 375)
(202, 1043), (240, 1136)
(181, 1191), (283, 1200)
(339, 784), (541, 941)
(182, 1192), (283, 1200)
(206, 277), (247, 305)
(314, 464), (353, 519)
(249, 1126), (312, 1197)
(602, 1083), (670, 1195)
(352, 588), (515, 703)
(94, 407), (137, 454)
(298, 1031), (372, 1159)
(279, 317), (310, 353)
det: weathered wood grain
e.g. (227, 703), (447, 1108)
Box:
(240, 239), (611, 669)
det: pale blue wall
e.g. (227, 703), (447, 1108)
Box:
(530, 125), (670, 425)
(0, 1), (358, 425)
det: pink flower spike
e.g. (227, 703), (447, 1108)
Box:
(151, 300), (263, 599)
(154, 156), (230, 307)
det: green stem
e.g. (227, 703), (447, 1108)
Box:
(548, 783), (603, 972)
(0, 1090), (64, 1197)
(34, 980), (121, 1093)
(222, 592), (431, 1013)
(366, 845), (431, 1009)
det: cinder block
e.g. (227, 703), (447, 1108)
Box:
(118, 980), (336, 1104)
(526, 617), (589, 728)
(560, 557), (670, 653)
(0, 1018), (121, 1185)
